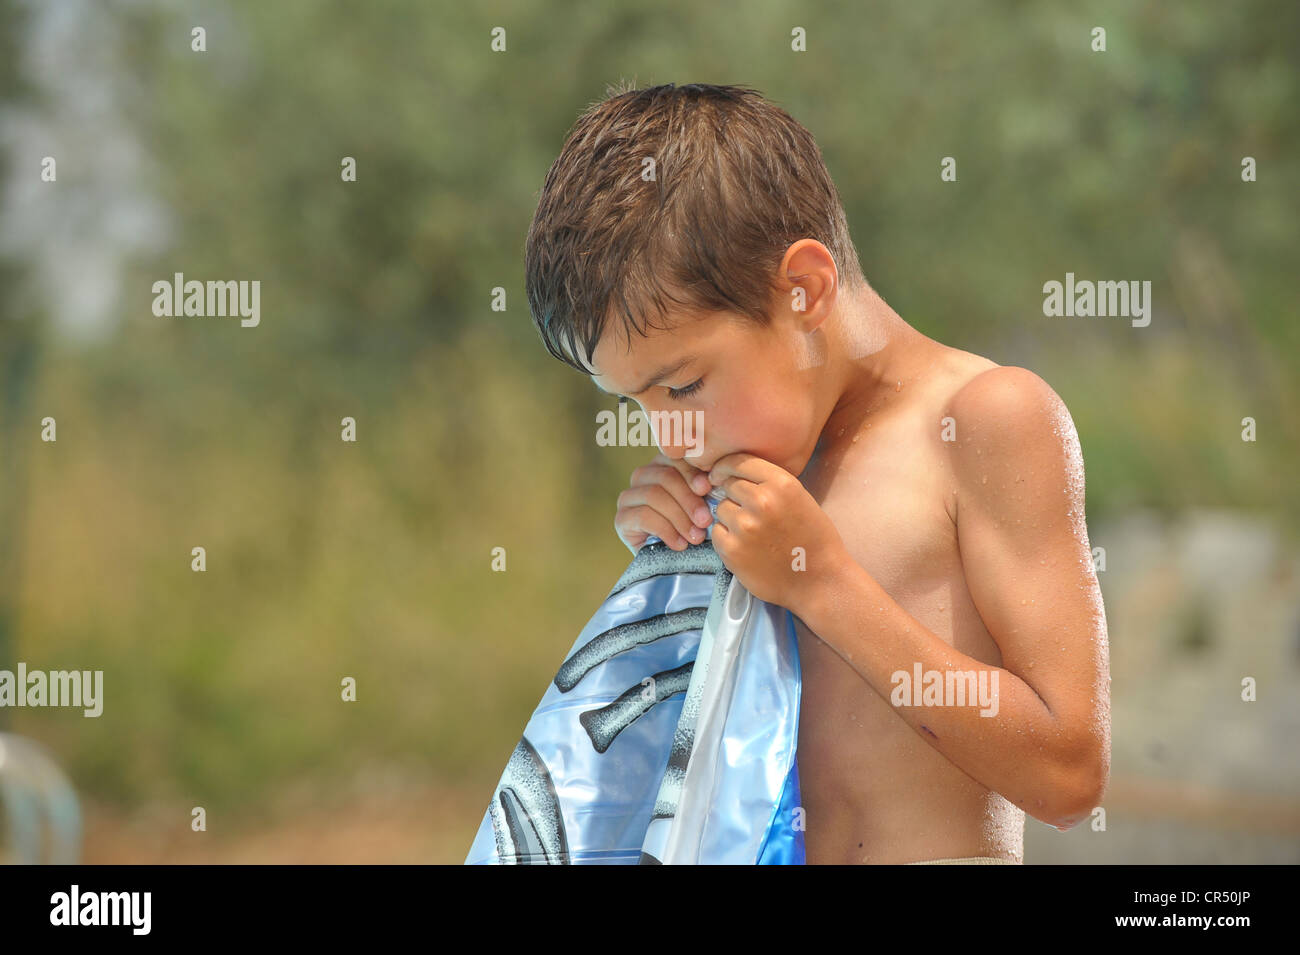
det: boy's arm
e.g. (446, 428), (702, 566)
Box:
(799, 366), (1111, 830)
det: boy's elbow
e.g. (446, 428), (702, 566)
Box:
(1048, 776), (1105, 831)
(1047, 743), (1110, 830)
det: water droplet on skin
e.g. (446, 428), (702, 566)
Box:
(852, 434), (859, 442)
(982, 476), (988, 484)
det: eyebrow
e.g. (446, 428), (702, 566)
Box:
(595, 355), (698, 397)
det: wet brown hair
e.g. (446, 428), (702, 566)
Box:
(524, 81), (867, 375)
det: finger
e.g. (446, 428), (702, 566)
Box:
(656, 453), (712, 496)
(708, 452), (775, 487)
(712, 496), (741, 531)
(709, 512), (733, 559)
(649, 451), (710, 490)
(628, 464), (713, 528)
(617, 504), (692, 550)
(713, 496), (760, 539)
(618, 527), (648, 556)
(617, 487), (706, 547)
(619, 482), (709, 541)
(713, 475), (760, 509)
(616, 490), (689, 548)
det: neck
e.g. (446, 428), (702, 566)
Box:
(831, 282), (922, 414)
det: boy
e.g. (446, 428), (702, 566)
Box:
(524, 82), (1110, 864)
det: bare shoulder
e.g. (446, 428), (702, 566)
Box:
(946, 364), (1069, 434)
(943, 363), (1085, 509)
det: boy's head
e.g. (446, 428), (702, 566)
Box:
(524, 82), (871, 476)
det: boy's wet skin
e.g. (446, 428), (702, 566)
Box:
(590, 252), (1106, 865)
(794, 336), (1023, 864)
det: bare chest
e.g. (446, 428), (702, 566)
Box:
(800, 410), (963, 610)
(781, 351), (1023, 861)
(792, 400), (1005, 729)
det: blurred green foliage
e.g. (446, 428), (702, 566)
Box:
(0, 0), (1295, 827)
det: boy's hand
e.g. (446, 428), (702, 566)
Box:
(708, 452), (848, 611)
(615, 452), (717, 556)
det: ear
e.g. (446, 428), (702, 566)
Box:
(775, 239), (838, 333)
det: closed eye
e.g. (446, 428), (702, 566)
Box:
(667, 378), (704, 401)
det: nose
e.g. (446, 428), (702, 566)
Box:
(645, 408), (707, 465)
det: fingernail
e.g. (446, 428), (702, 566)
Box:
(688, 526), (705, 542)
(692, 475), (709, 494)
(693, 506), (711, 526)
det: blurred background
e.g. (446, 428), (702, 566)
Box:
(0, 0), (1296, 863)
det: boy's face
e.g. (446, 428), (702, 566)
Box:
(589, 301), (827, 478)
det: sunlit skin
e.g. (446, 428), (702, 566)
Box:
(587, 239), (1111, 864)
